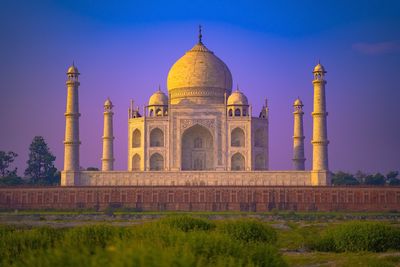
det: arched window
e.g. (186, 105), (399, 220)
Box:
(194, 137), (203, 148)
(150, 128), (164, 147)
(149, 109), (154, 117)
(255, 153), (265, 170)
(150, 153), (164, 171)
(234, 108), (241, 116)
(231, 153), (245, 171)
(242, 108), (247, 116)
(132, 129), (141, 148)
(228, 109), (233, 117)
(231, 128), (245, 147)
(132, 154), (140, 171)
(255, 128), (264, 147)
(156, 108), (162, 116)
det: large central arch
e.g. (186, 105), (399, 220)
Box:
(181, 124), (214, 170)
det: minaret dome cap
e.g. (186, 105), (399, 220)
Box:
(293, 98), (303, 106)
(67, 64), (79, 74)
(313, 62), (326, 73)
(104, 98), (113, 107)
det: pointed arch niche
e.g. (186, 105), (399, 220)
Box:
(181, 124), (214, 171)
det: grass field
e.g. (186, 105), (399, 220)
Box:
(1, 212), (400, 266)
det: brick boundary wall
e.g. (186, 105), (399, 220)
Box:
(0, 186), (399, 212)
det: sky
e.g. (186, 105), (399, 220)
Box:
(0, 0), (399, 175)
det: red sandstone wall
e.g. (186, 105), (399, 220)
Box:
(0, 186), (399, 212)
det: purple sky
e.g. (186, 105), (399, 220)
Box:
(1, 1), (399, 175)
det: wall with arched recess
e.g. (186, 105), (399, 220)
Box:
(132, 154), (141, 171)
(231, 128), (245, 147)
(132, 129), (141, 148)
(181, 124), (214, 170)
(150, 128), (164, 147)
(150, 153), (164, 170)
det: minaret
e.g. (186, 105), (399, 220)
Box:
(311, 62), (330, 185)
(61, 63), (81, 186)
(102, 98), (115, 171)
(293, 98), (305, 170)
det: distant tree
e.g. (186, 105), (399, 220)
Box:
(388, 178), (400, 186)
(0, 151), (24, 186)
(331, 171), (360, 185)
(386, 171), (400, 186)
(52, 171), (61, 185)
(364, 173), (386, 186)
(0, 176), (24, 186)
(354, 170), (368, 184)
(24, 136), (57, 184)
(0, 151), (18, 177)
(86, 167), (99, 171)
(386, 171), (399, 180)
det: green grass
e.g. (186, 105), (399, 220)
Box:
(283, 252), (400, 267)
(1, 215), (400, 266)
(0, 208), (396, 221)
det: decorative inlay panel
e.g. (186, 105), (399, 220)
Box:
(180, 119), (215, 132)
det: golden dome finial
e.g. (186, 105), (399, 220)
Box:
(198, 25), (203, 44)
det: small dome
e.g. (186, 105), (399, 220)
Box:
(227, 89), (248, 105)
(149, 89), (168, 106)
(104, 98), (113, 107)
(313, 62), (326, 73)
(293, 98), (303, 106)
(67, 64), (79, 74)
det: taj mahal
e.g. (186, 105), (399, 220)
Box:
(61, 28), (330, 187)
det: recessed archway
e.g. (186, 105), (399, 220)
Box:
(150, 128), (164, 147)
(231, 152), (245, 171)
(181, 124), (214, 171)
(150, 153), (164, 171)
(231, 127), (245, 147)
(255, 128), (264, 147)
(132, 154), (140, 171)
(255, 153), (265, 170)
(132, 129), (141, 148)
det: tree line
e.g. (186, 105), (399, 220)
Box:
(331, 170), (400, 186)
(0, 136), (59, 186)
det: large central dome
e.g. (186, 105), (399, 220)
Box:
(167, 40), (233, 104)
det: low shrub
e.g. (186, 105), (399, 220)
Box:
(0, 222), (287, 267)
(310, 221), (400, 252)
(65, 225), (123, 250)
(217, 219), (277, 244)
(160, 215), (215, 232)
(0, 226), (65, 263)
